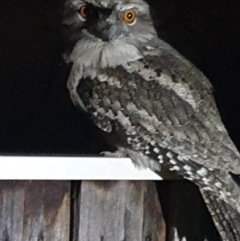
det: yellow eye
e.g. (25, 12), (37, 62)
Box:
(123, 10), (137, 25)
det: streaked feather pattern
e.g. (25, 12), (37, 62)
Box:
(64, 0), (240, 239)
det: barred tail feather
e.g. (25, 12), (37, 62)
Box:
(200, 189), (240, 241)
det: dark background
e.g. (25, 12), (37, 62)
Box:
(0, 0), (239, 240)
(0, 0), (240, 156)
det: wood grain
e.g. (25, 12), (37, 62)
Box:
(73, 181), (166, 241)
(0, 181), (70, 241)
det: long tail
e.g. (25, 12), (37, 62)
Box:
(199, 174), (240, 241)
(151, 147), (240, 240)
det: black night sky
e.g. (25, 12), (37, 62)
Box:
(0, 0), (240, 156)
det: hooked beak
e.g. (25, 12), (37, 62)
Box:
(89, 8), (113, 42)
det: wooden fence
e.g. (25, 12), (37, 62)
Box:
(0, 180), (221, 241)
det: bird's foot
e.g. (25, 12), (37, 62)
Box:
(100, 148), (128, 158)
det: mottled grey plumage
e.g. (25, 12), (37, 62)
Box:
(63, 0), (240, 240)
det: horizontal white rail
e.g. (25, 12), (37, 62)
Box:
(0, 156), (162, 180)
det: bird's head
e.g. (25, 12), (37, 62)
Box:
(63, 0), (159, 67)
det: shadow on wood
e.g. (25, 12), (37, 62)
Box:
(72, 181), (166, 241)
(0, 181), (222, 241)
(157, 181), (221, 241)
(0, 181), (70, 241)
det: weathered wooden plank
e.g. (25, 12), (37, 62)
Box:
(73, 181), (165, 241)
(0, 181), (70, 241)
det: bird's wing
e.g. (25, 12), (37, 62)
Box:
(84, 45), (240, 173)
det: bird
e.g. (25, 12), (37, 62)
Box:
(63, 0), (240, 240)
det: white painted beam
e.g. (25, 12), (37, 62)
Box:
(0, 156), (162, 180)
